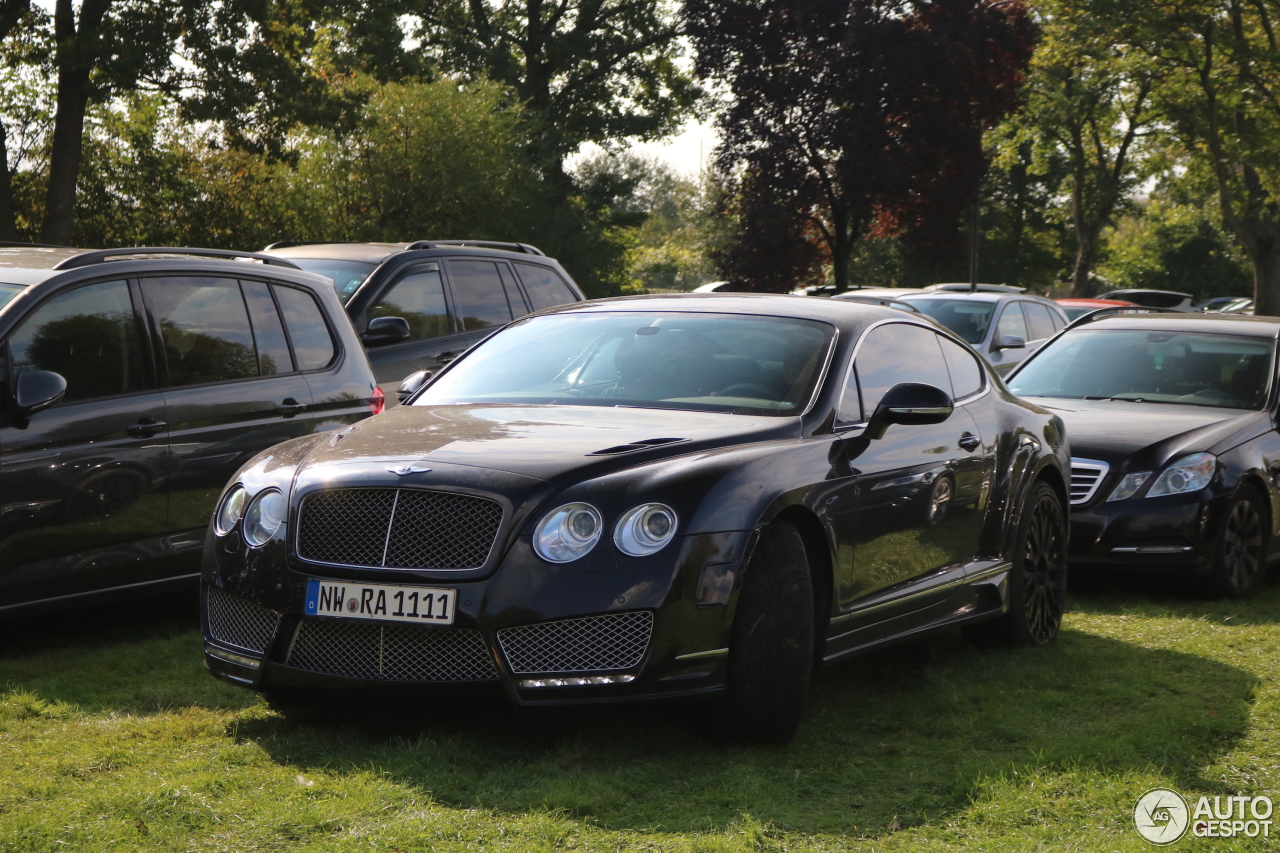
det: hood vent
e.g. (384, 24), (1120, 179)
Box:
(588, 437), (688, 456)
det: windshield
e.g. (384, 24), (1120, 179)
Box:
(1008, 329), (1275, 410)
(287, 259), (377, 302)
(899, 298), (994, 344)
(414, 311), (835, 416)
(0, 283), (22, 312)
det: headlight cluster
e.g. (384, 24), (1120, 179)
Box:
(215, 485), (288, 547)
(533, 501), (678, 563)
(1107, 452), (1217, 502)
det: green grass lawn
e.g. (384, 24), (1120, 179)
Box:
(1, 574), (1277, 852)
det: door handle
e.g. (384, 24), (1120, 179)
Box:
(127, 418), (167, 438)
(958, 432), (981, 451)
(276, 398), (306, 417)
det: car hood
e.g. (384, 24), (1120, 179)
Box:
(1033, 398), (1270, 471)
(296, 403), (799, 483)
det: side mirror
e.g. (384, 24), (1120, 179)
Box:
(397, 369), (433, 403)
(362, 316), (411, 345)
(867, 382), (953, 440)
(15, 369), (67, 416)
(995, 334), (1026, 350)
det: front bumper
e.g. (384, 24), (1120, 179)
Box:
(200, 527), (753, 707)
(1067, 487), (1229, 576)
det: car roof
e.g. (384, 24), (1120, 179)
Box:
(1080, 312), (1280, 337)
(899, 290), (1039, 304)
(0, 246), (88, 285)
(1056, 298), (1137, 306)
(262, 241), (554, 264)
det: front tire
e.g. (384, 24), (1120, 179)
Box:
(1209, 486), (1267, 599)
(965, 481), (1067, 648)
(717, 521), (814, 743)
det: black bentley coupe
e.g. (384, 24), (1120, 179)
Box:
(201, 294), (1070, 741)
(1007, 313), (1280, 598)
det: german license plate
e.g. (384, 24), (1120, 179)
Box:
(304, 579), (456, 625)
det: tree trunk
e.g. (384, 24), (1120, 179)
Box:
(1069, 229), (1098, 297)
(1248, 233), (1280, 317)
(0, 120), (14, 240)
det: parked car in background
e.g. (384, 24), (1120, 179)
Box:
(1099, 289), (1194, 312)
(1006, 313), (1280, 598)
(896, 291), (1070, 376)
(692, 281), (736, 293)
(923, 283), (1027, 293)
(201, 294), (1069, 742)
(1216, 298), (1255, 315)
(0, 246), (381, 615)
(1197, 296), (1252, 312)
(260, 241), (585, 390)
(828, 290), (921, 311)
(1055, 297), (1140, 322)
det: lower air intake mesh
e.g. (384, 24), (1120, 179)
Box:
(496, 611), (653, 674)
(205, 586), (280, 654)
(285, 619), (498, 682)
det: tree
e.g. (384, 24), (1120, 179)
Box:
(0, 0), (32, 239)
(999, 0), (1161, 296)
(687, 0), (1035, 292)
(1106, 0), (1280, 314)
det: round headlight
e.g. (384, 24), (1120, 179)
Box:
(243, 489), (287, 547)
(215, 485), (247, 535)
(533, 503), (603, 563)
(613, 503), (678, 557)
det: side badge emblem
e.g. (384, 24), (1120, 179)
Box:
(388, 464), (431, 476)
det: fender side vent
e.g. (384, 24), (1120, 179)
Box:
(588, 437), (687, 456)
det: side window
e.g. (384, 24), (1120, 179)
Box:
(996, 302), (1029, 343)
(515, 262), (578, 311)
(8, 279), (144, 403)
(274, 285), (337, 371)
(1023, 302), (1057, 342)
(370, 266), (451, 342)
(938, 334), (984, 399)
(241, 280), (294, 375)
(142, 277), (259, 387)
(499, 266), (529, 319)
(850, 323), (952, 417)
(449, 260), (514, 331)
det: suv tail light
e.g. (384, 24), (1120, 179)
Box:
(370, 386), (385, 415)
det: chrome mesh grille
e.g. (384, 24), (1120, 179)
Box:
(285, 619), (498, 682)
(205, 586), (279, 654)
(1070, 458), (1110, 505)
(297, 488), (503, 570)
(497, 612), (653, 675)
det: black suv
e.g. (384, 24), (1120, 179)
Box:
(259, 241), (586, 389)
(0, 246), (381, 615)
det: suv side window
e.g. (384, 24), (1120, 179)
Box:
(371, 265), (452, 341)
(274, 284), (337, 371)
(449, 260), (514, 330)
(1023, 301), (1057, 341)
(841, 322), (951, 421)
(996, 302), (1028, 343)
(241, 280), (294, 375)
(937, 334), (984, 399)
(516, 262), (578, 311)
(8, 279), (145, 403)
(143, 277), (260, 387)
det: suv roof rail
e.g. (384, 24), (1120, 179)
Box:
(52, 247), (302, 271)
(1064, 305), (1164, 331)
(404, 240), (546, 256)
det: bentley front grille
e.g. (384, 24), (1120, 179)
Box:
(205, 586), (280, 654)
(497, 611), (654, 675)
(1069, 458), (1110, 505)
(297, 487), (503, 570)
(285, 619), (499, 682)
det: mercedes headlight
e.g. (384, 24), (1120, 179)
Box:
(533, 503), (603, 563)
(613, 503), (678, 557)
(243, 489), (287, 547)
(1147, 453), (1216, 498)
(215, 484), (247, 535)
(1107, 473), (1150, 502)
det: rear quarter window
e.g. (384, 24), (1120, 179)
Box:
(515, 263), (579, 311)
(274, 285), (337, 371)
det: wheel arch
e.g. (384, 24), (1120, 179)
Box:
(770, 506), (834, 645)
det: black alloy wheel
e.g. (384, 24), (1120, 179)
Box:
(965, 481), (1067, 648)
(713, 520), (814, 744)
(1210, 487), (1267, 599)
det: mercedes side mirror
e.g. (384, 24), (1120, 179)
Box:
(362, 316), (411, 344)
(996, 334), (1026, 350)
(15, 369), (67, 416)
(397, 369), (433, 403)
(867, 382), (954, 440)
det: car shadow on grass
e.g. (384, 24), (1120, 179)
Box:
(1071, 565), (1280, 625)
(234, 624), (1259, 838)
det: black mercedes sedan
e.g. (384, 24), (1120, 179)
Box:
(201, 294), (1069, 742)
(1006, 313), (1280, 598)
